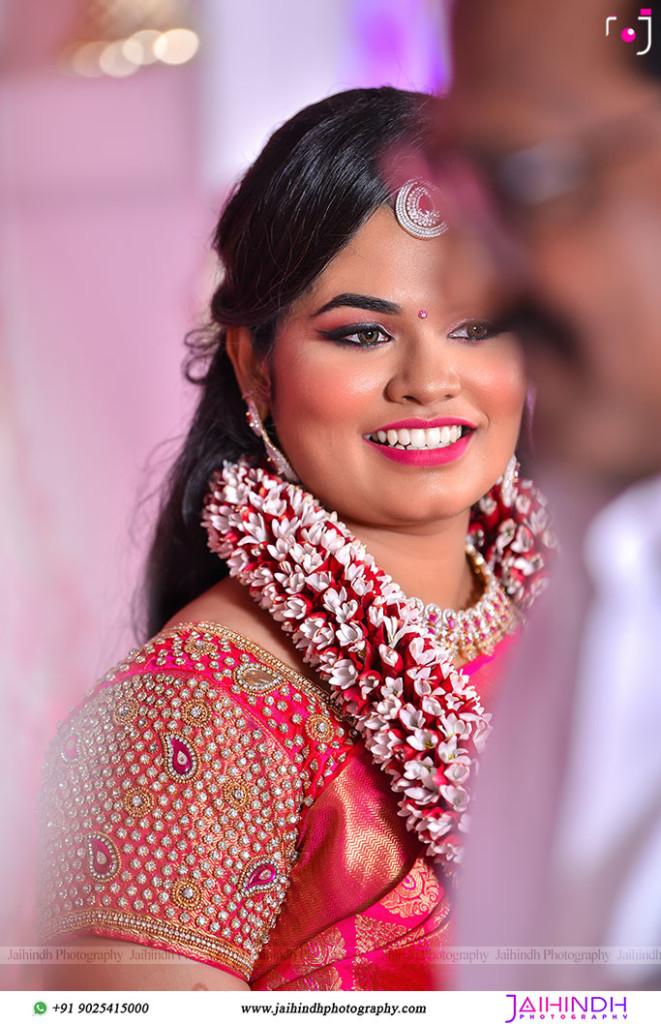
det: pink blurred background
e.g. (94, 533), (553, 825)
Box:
(0, 0), (450, 980)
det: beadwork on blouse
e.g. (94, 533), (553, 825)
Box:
(38, 624), (352, 981)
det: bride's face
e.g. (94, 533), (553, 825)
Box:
(266, 205), (527, 530)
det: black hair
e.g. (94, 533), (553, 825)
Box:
(143, 86), (435, 638)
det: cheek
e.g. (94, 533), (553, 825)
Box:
(272, 347), (378, 429)
(475, 344), (528, 429)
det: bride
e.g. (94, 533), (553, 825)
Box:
(38, 86), (552, 991)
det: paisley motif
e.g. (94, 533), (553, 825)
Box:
(293, 927), (346, 968)
(161, 733), (198, 781)
(380, 857), (443, 918)
(235, 663), (281, 694)
(238, 858), (280, 896)
(86, 833), (120, 881)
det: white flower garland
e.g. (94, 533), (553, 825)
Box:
(203, 460), (554, 873)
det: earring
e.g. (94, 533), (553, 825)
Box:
(245, 394), (299, 483)
(499, 454), (519, 507)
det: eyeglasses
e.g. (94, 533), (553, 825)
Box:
(430, 97), (661, 230)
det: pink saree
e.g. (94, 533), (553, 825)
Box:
(253, 643), (506, 991)
(38, 623), (508, 991)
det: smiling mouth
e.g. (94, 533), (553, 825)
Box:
(366, 425), (472, 450)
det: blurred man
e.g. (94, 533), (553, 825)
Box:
(438, 0), (661, 989)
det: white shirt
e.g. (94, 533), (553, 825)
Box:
(553, 473), (661, 978)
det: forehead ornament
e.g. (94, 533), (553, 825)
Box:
(394, 178), (448, 240)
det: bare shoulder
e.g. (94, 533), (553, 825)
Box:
(165, 576), (311, 680)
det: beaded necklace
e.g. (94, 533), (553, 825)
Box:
(414, 542), (519, 661)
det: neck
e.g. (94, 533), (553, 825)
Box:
(342, 511), (475, 613)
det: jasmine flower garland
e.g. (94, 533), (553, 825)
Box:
(202, 460), (554, 874)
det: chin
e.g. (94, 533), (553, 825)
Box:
(361, 493), (482, 528)
(304, 464), (498, 527)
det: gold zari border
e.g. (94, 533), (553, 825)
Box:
(42, 909), (254, 978)
(158, 621), (347, 718)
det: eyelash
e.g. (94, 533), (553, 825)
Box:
(448, 319), (496, 343)
(319, 323), (393, 348)
(318, 318), (497, 349)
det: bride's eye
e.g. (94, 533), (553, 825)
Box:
(448, 319), (494, 342)
(320, 323), (393, 347)
(353, 326), (386, 346)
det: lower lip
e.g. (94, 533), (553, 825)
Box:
(364, 432), (474, 466)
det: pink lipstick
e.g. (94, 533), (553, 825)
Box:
(363, 416), (476, 466)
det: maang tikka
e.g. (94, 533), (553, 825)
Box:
(394, 179), (448, 240)
(244, 394), (300, 483)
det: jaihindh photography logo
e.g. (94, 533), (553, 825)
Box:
(606, 7), (652, 55)
(504, 993), (628, 1022)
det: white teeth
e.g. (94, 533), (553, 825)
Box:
(368, 424), (467, 449)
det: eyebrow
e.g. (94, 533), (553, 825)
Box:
(312, 293), (401, 317)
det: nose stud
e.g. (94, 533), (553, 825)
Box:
(418, 310), (428, 319)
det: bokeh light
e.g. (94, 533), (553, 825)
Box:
(99, 39), (140, 77)
(152, 28), (200, 65)
(122, 29), (162, 66)
(62, 0), (200, 77)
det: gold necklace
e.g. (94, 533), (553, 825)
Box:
(410, 543), (520, 661)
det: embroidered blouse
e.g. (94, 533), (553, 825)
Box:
(38, 622), (506, 990)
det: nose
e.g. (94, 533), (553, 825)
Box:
(385, 334), (462, 406)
